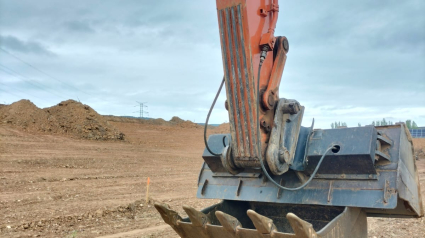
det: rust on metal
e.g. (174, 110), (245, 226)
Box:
(154, 202), (368, 238)
(236, 179), (243, 196)
(217, 0), (284, 166)
(277, 178), (285, 199)
(201, 179), (208, 196)
(327, 181), (333, 203)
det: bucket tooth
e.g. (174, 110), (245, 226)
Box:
(182, 205), (209, 227)
(286, 213), (318, 238)
(215, 211), (242, 233)
(154, 203), (182, 226)
(154, 203), (186, 237)
(246, 209), (277, 234)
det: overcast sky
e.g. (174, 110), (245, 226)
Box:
(0, 0), (424, 128)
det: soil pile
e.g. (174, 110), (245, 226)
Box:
(104, 115), (202, 129)
(169, 116), (184, 124)
(0, 100), (54, 132)
(413, 138), (425, 157)
(213, 123), (230, 134)
(0, 99), (124, 140)
(103, 116), (170, 126)
(169, 116), (202, 129)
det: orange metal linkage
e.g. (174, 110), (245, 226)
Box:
(216, 0), (287, 167)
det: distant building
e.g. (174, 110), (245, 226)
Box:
(409, 127), (425, 138)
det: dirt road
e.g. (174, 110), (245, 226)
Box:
(0, 120), (424, 237)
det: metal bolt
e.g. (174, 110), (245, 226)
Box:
(283, 37), (289, 52)
(267, 93), (275, 108)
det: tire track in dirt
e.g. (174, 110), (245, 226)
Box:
(1, 119), (424, 237)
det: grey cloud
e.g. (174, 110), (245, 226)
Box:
(0, 0), (423, 128)
(279, 0), (425, 53)
(0, 35), (54, 56)
(0, 0), (218, 49)
(64, 21), (95, 33)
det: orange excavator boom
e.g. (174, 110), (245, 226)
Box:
(155, 1), (423, 237)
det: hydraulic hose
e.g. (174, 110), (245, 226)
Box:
(203, 54), (332, 191)
(203, 77), (226, 156)
(268, 0), (279, 34)
(256, 50), (334, 190)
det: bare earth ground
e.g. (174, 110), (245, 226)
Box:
(0, 121), (424, 238)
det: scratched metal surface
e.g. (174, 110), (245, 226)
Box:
(155, 200), (367, 238)
(198, 125), (423, 217)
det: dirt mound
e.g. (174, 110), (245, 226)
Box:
(0, 99), (124, 140)
(413, 138), (425, 157)
(44, 100), (125, 140)
(213, 123), (230, 134)
(169, 116), (202, 129)
(0, 99), (54, 132)
(104, 115), (202, 129)
(104, 116), (173, 126)
(150, 118), (168, 125)
(170, 116), (184, 124)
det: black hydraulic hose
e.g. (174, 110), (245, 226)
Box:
(259, 144), (334, 191)
(256, 55), (335, 191)
(203, 77), (226, 156)
(203, 56), (333, 190)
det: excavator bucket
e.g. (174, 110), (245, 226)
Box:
(155, 201), (368, 238)
(155, 124), (423, 238)
(198, 124), (423, 218)
(155, 0), (423, 237)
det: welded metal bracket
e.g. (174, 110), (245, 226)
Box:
(266, 98), (304, 175)
(375, 133), (393, 162)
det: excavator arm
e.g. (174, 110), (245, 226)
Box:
(155, 1), (423, 237)
(217, 0), (295, 176)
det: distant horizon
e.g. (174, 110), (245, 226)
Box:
(0, 0), (424, 128)
(0, 98), (422, 129)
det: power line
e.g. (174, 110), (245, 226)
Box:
(0, 83), (47, 102)
(135, 101), (148, 118)
(0, 81), (48, 102)
(0, 47), (91, 96)
(0, 63), (68, 98)
(0, 64), (68, 100)
(0, 86), (29, 99)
